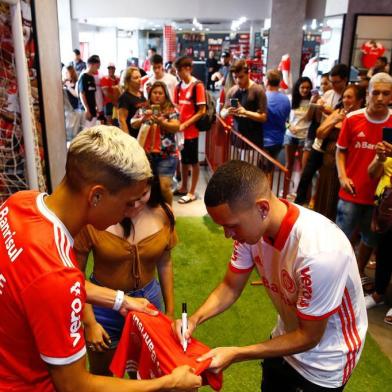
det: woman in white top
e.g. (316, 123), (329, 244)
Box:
(283, 76), (315, 195)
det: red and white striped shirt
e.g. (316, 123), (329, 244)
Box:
(0, 191), (86, 391)
(230, 201), (367, 388)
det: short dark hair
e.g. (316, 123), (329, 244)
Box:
(174, 56), (193, 70)
(230, 59), (249, 74)
(149, 47), (157, 53)
(377, 56), (388, 65)
(87, 54), (100, 64)
(321, 72), (329, 79)
(266, 69), (282, 87)
(329, 63), (349, 80)
(73, 49), (81, 56)
(204, 160), (271, 211)
(151, 54), (163, 65)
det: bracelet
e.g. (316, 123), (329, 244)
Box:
(112, 290), (125, 311)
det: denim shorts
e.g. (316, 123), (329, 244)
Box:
(335, 199), (379, 248)
(149, 154), (177, 177)
(283, 133), (305, 147)
(90, 276), (163, 348)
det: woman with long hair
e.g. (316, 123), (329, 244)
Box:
(314, 84), (366, 220)
(131, 81), (180, 205)
(62, 64), (82, 140)
(74, 175), (176, 376)
(283, 76), (315, 196)
(118, 66), (147, 136)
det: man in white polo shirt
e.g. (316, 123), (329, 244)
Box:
(175, 160), (367, 391)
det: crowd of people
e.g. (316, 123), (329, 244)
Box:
(62, 46), (392, 326)
(1, 45), (390, 391)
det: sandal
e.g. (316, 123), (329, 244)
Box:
(384, 308), (392, 325)
(178, 194), (197, 204)
(173, 189), (187, 196)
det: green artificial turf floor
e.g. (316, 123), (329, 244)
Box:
(172, 217), (392, 391)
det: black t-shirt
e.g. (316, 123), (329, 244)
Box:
(118, 92), (147, 137)
(78, 73), (97, 117)
(226, 83), (267, 148)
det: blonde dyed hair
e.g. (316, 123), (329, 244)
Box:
(66, 125), (152, 193)
(369, 72), (392, 90)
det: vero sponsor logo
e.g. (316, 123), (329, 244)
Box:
(298, 266), (313, 308)
(70, 281), (82, 347)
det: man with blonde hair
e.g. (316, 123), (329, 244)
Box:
(0, 125), (201, 391)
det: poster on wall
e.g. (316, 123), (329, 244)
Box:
(0, 0), (46, 202)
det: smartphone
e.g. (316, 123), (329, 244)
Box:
(230, 98), (239, 108)
(311, 88), (319, 96)
(151, 104), (160, 116)
(382, 127), (392, 144)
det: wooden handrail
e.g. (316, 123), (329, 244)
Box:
(215, 115), (288, 173)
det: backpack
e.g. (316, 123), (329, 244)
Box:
(176, 80), (216, 132)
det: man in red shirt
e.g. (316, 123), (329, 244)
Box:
(336, 72), (392, 285)
(173, 56), (206, 204)
(100, 63), (120, 124)
(0, 125), (201, 392)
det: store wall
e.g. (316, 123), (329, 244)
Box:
(340, 0), (392, 65)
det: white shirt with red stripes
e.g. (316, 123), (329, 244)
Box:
(230, 201), (367, 388)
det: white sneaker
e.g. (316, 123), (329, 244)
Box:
(364, 294), (384, 310)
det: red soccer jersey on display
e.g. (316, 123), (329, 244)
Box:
(337, 108), (392, 205)
(174, 78), (206, 140)
(110, 310), (222, 391)
(0, 191), (86, 392)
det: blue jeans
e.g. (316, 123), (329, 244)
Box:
(90, 276), (163, 348)
(335, 199), (378, 248)
(149, 154), (177, 177)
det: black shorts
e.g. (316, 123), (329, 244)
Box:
(261, 357), (346, 392)
(104, 103), (114, 116)
(181, 137), (199, 165)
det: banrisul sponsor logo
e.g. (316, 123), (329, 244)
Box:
(0, 206), (23, 263)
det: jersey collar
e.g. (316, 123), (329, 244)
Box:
(36, 193), (74, 246)
(263, 199), (299, 251)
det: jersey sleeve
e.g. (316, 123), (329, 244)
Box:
(195, 82), (206, 105)
(295, 251), (351, 320)
(229, 241), (254, 273)
(117, 93), (128, 109)
(336, 117), (350, 149)
(77, 74), (86, 94)
(22, 269), (86, 365)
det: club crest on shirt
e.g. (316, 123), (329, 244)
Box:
(281, 269), (296, 294)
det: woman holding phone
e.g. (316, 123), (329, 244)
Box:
(131, 81), (180, 205)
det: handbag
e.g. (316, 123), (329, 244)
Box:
(372, 186), (392, 233)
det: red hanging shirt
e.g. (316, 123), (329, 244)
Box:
(110, 310), (223, 390)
